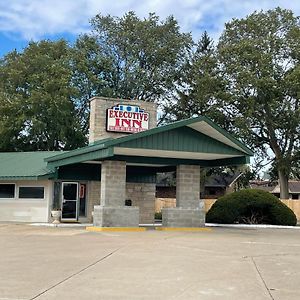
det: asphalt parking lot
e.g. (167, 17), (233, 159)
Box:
(1, 224), (300, 300)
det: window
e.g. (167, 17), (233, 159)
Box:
(19, 187), (44, 199)
(0, 184), (15, 198)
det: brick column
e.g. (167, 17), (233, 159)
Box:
(176, 165), (200, 209)
(162, 165), (205, 227)
(93, 160), (139, 227)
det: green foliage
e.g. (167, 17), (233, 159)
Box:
(87, 11), (192, 101)
(0, 40), (86, 151)
(155, 212), (162, 220)
(166, 31), (230, 128)
(217, 8), (300, 197)
(71, 35), (113, 133)
(71, 11), (193, 132)
(206, 189), (297, 226)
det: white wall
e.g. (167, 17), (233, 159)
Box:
(0, 180), (52, 223)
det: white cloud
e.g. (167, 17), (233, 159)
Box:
(0, 0), (300, 42)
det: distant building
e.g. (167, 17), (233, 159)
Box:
(203, 173), (244, 198)
(271, 181), (300, 200)
(250, 180), (300, 200)
(156, 172), (244, 199)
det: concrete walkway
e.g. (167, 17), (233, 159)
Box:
(1, 224), (300, 299)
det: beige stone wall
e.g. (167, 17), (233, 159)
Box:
(155, 198), (176, 212)
(87, 181), (101, 222)
(89, 97), (157, 143)
(156, 198), (217, 214)
(126, 183), (156, 224)
(281, 199), (300, 223)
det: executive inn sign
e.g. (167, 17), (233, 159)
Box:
(106, 104), (150, 133)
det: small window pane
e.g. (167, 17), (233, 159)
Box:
(0, 184), (15, 198)
(19, 187), (44, 199)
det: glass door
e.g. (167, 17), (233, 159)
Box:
(61, 182), (78, 221)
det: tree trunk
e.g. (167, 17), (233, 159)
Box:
(278, 170), (289, 199)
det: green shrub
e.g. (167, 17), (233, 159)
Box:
(206, 189), (297, 226)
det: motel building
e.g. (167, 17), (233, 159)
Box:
(0, 97), (253, 228)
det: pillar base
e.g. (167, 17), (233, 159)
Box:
(162, 208), (205, 227)
(93, 205), (139, 227)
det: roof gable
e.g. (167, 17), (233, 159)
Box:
(114, 126), (245, 155)
(46, 116), (253, 167)
(100, 116), (253, 155)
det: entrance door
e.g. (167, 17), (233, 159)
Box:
(61, 182), (78, 221)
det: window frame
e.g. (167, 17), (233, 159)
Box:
(0, 183), (16, 199)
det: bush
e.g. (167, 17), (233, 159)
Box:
(206, 189), (297, 226)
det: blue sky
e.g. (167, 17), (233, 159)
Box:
(0, 0), (300, 57)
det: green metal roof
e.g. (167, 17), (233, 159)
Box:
(0, 151), (63, 180)
(46, 116), (253, 168)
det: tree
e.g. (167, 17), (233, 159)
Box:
(0, 40), (86, 151)
(217, 8), (300, 198)
(71, 35), (113, 133)
(164, 31), (232, 129)
(77, 12), (192, 104)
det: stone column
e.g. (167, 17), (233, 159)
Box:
(162, 165), (205, 227)
(176, 165), (201, 209)
(93, 161), (139, 227)
(100, 160), (126, 206)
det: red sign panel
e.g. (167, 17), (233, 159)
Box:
(106, 104), (149, 133)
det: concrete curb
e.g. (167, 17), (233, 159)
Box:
(30, 223), (92, 228)
(86, 226), (146, 232)
(156, 227), (212, 232)
(205, 223), (300, 229)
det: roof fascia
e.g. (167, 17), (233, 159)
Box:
(47, 147), (114, 168)
(111, 154), (250, 167)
